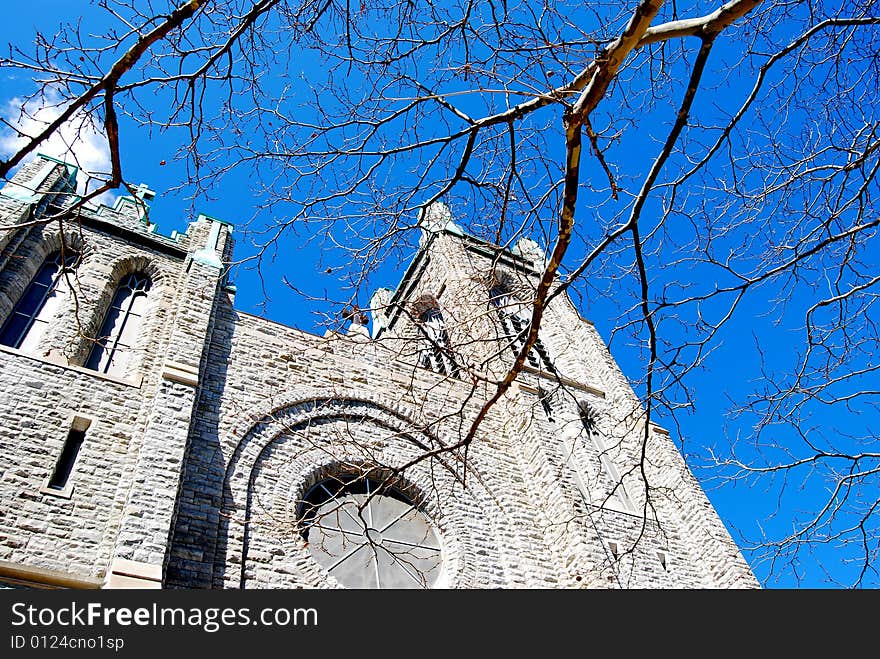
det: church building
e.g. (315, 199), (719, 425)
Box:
(0, 154), (757, 588)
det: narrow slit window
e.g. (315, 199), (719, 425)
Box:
(86, 272), (151, 377)
(0, 249), (79, 352)
(47, 417), (91, 493)
(538, 388), (555, 422)
(489, 285), (556, 374)
(657, 550), (669, 571)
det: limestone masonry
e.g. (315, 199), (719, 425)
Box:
(0, 154), (758, 588)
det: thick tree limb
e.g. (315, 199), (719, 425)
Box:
(0, 0), (210, 180)
(638, 0), (763, 45)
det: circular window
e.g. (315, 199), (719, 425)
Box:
(298, 476), (442, 589)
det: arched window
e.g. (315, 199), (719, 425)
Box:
(580, 406), (635, 512)
(0, 249), (79, 352)
(85, 272), (151, 377)
(417, 308), (459, 377)
(489, 285), (556, 374)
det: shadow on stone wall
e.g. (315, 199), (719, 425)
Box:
(164, 293), (236, 589)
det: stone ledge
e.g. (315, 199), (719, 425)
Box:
(519, 366), (606, 399)
(161, 360), (199, 387)
(39, 478), (74, 500)
(0, 344), (143, 388)
(105, 558), (163, 589)
(0, 559), (102, 590)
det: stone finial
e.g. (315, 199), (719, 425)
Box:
(418, 201), (453, 232)
(513, 237), (547, 267)
(107, 182), (155, 222)
(417, 201), (463, 246)
(133, 183), (155, 202)
(110, 196), (147, 221)
(190, 214), (233, 269)
(369, 288), (394, 337)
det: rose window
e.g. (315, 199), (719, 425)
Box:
(299, 476), (442, 588)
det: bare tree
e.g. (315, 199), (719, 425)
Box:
(1, 0), (878, 587)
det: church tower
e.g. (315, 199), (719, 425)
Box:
(0, 155), (232, 588)
(0, 155), (757, 588)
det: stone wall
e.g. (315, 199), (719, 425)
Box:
(0, 157), (757, 589)
(167, 210), (757, 589)
(0, 157), (227, 587)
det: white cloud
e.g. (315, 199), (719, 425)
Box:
(0, 88), (114, 202)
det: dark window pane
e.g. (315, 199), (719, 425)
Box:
(16, 280), (51, 317)
(84, 343), (108, 371)
(47, 429), (85, 490)
(0, 250), (78, 349)
(85, 272), (151, 375)
(0, 314), (30, 347)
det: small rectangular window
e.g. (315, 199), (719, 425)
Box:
(45, 416), (92, 495)
(608, 541), (619, 559)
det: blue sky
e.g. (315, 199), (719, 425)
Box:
(2, 1), (877, 587)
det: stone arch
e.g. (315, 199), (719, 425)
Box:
(72, 254), (170, 377)
(486, 266), (535, 311)
(0, 227), (91, 331)
(394, 292), (441, 345)
(105, 254), (168, 286)
(213, 395), (509, 589)
(35, 227), (90, 264)
(408, 292), (441, 320)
